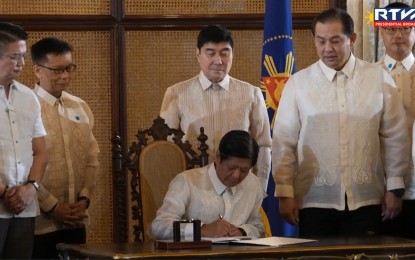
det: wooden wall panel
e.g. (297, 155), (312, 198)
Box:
(0, 0), (110, 15)
(125, 0), (263, 15)
(292, 0), (330, 13)
(125, 0), (330, 15)
(294, 29), (320, 70)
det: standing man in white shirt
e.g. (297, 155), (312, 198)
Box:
(30, 37), (100, 259)
(160, 24), (271, 191)
(152, 130), (265, 240)
(0, 22), (47, 258)
(377, 2), (415, 240)
(272, 8), (409, 236)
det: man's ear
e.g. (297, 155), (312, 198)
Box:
(33, 65), (42, 80)
(350, 32), (357, 45)
(215, 150), (220, 164)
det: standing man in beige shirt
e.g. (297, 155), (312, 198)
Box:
(377, 2), (415, 240)
(160, 24), (271, 191)
(30, 37), (100, 259)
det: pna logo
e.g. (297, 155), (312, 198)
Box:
(374, 8), (415, 27)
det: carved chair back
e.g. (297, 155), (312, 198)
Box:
(112, 116), (208, 242)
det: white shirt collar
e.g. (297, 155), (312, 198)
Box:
(318, 53), (356, 82)
(208, 163), (236, 195)
(34, 83), (65, 106)
(383, 53), (415, 72)
(5, 80), (21, 91)
(198, 71), (230, 91)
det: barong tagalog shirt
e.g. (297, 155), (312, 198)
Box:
(151, 163), (266, 240)
(378, 53), (415, 200)
(272, 54), (409, 211)
(0, 81), (46, 218)
(160, 71), (272, 191)
(34, 84), (100, 234)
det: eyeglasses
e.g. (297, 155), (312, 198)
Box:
(0, 53), (26, 62)
(382, 27), (413, 35)
(37, 64), (77, 74)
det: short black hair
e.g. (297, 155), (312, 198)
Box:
(385, 2), (411, 8)
(197, 24), (234, 49)
(218, 130), (259, 167)
(31, 37), (73, 64)
(312, 8), (354, 38)
(0, 22), (28, 52)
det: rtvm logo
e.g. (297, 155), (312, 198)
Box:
(374, 8), (415, 27)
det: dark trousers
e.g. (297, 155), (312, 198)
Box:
(380, 199), (415, 239)
(299, 205), (381, 237)
(32, 228), (86, 259)
(0, 217), (35, 259)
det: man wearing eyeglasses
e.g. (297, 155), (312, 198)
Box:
(0, 22), (47, 259)
(30, 37), (100, 259)
(377, 2), (415, 240)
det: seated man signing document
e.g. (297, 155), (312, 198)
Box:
(151, 130), (266, 240)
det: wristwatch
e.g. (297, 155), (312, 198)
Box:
(390, 188), (405, 198)
(26, 180), (40, 191)
(78, 196), (90, 209)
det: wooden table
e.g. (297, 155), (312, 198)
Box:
(57, 235), (415, 259)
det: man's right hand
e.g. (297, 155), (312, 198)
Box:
(279, 197), (299, 226)
(201, 219), (239, 237)
(51, 202), (87, 228)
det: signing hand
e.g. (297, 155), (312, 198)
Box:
(201, 219), (240, 237)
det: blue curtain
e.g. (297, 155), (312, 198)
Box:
(260, 0), (299, 237)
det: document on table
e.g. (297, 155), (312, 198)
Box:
(202, 236), (254, 244)
(230, 236), (316, 247)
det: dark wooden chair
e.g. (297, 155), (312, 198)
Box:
(112, 116), (208, 242)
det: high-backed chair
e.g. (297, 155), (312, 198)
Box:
(139, 140), (187, 242)
(112, 116), (208, 242)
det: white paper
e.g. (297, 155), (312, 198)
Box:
(202, 236), (254, 244)
(231, 236), (316, 247)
